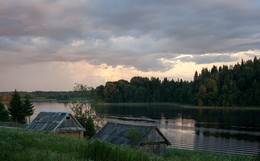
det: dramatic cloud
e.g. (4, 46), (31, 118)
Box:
(0, 0), (260, 90)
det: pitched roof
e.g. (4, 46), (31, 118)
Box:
(92, 123), (171, 146)
(25, 111), (85, 132)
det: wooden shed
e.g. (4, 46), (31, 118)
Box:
(25, 111), (85, 139)
(92, 123), (171, 155)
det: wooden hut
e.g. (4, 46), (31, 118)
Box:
(92, 123), (171, 155)
(25, 111), (85, 139)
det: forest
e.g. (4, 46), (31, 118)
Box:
(95, 57), (260, 106)
(1, 57), (259, 107)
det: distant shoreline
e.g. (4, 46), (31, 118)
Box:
(30, 97), (89, 103)
(98, 102), (260, 110)
(30, 98), (260, 110)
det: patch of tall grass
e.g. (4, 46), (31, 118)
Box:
(165, 148), (252, 161)
(0, 121), (27, 128)
(0, 129), (163, 161)
(0, 129), (255, 161)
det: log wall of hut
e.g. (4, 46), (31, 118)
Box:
(58, 131), (84, 139)
(140, 143), (167, 155)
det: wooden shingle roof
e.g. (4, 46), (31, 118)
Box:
(25, 111), (85, 132)
(92, 123), (171, 146)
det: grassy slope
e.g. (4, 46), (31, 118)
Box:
(0, 129), (163, 161)
(0, 129), (254, 161)
(0, 121), (27, 128)
(165, 149), (254, 161)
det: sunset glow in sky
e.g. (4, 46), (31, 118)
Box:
(1, 0), (260, 91)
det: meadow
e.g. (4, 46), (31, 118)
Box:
(0, 128), (256, 161)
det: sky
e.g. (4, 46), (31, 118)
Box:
(0, 0), (260, 91)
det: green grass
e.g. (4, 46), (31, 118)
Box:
(165, 148), (253, 161)
(0, 129), (164, 161)
(0, 129), (256, 161)
(0, 121), (27, 128)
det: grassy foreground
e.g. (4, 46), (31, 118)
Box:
(0, 129), (255, 161)
(0, 121), (27, 128)
(166, 149), (255, 161)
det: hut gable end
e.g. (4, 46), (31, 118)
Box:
(25, 111), (85, 134)
(93, 123), (171, 145)
(58, 116), (77, 128)
(144, 129), (165, 144)
(92, 123), (171, 155)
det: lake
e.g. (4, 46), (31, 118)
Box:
(31, 102), (260, 156)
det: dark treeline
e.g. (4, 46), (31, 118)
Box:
(28, 91), (82, 100)
(95, 57), (260, 106)
(0, 91), (80, 101)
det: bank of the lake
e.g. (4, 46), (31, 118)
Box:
(0, 129), (255, 161)
(30, 97), (260, 111)
(30, 97), (90, 103)
(97, 102), (260, 111)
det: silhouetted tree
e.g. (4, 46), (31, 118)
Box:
(8, 90), (25, 123)
(23, 95), (34, 123)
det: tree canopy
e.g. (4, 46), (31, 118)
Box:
(7, 90), (35, 124)
(8, 90), (25, 123)
(70, 85), (96, 138)
(94, 57), (260, 106)
(23, 95), (35, 123)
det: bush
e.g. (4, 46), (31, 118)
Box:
(0, 101), (9, 121)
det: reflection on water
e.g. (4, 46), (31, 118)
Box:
(31, 102), (72, 121)
(32, 102), (260, 156)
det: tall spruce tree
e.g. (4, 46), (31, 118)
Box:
(23, 95), (34, 123)
(8, 90), (25, 123)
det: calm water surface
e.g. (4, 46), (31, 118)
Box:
(32, 102), (260, 156)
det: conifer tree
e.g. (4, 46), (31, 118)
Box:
(8, 90), (25, 123)
(23, 95), (34, 123)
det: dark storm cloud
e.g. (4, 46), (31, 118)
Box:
(85, 0), (260, 54)
(0, 0), (260, 71)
